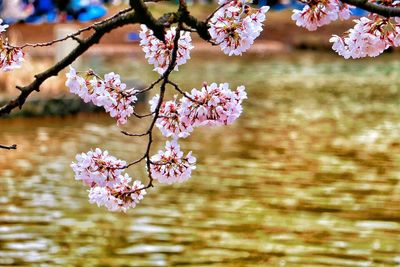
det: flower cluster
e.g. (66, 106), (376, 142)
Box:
(0, 19), (24, 72)
(139, 25), (194, 75)
(66, 67), (137, 125)
(150, 95), (194, 139)
(150, 140), (196, 184)
(0, 19), (8, 34)
(208, 0), (269, 55)
(147, 82), (246, 184)
(0, 46), (24, 72)
(71, 148), (126, 187)
(149, 82), (247, 139)
(330, 15), (400, 59)
(292, 0), (352, 31)
(181, 82), (247, 127)
(72, 148), (146, 212)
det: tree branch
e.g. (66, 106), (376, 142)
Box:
(0, 11), (139, 117)
(0, 144), (17, 150)
(129, 0), (166, 41)
(341, 0), (400, 17)
(13, 8), (134, 49)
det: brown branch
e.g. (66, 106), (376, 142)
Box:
(135, 76), (164, 94)
(122, 22), (184, 197)
(129, 0), (166, 41)
(178, 3), (211, 41)
(121, 130), (149, 137)
(205, 0), (231, 23)
(0, 11), (139, 117)
(0, 144), (17, 150)
(167, 80), (202, 104)
(125, 154), (147, 168)
(341, 0), (400, 17)
(13, 8), (134, 49)
(133, 111), (155, 118)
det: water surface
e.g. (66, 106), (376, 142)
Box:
(1, 52), (400, 266)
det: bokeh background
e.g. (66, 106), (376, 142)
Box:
(1, 1), (400, 266)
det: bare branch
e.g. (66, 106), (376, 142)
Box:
(0, 144), (17, 150)
(167, 80), (202, 104)
(12, 8), (134, 49)
(0, 11), (139, 117)
(135, 76), (164, 94)
(205, 0), (231, 23)
(129, 0), (166, 41)
(341, 0), (400, 17)
(121, 130), (149, 137)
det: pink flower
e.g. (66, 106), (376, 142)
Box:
(292, 0), (351, 31)
(208, 1), (269, 55)
(149, 95), (194, 139)
(330, 15), (400, 59)
(66, 67), (137, 125)
(71, 148), (127, 187)
(103, 72), (137, 125)
(89, 176), (146, 212)
(73, 149), (146, 212)
(0, 19), (9, 34)
(150, 140), (196, 184)
(0, 46), (24, 72)
(180, 82), (247, 127)
(139, 25), (194, 74)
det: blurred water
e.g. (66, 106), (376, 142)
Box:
(1, 52), (400, 266)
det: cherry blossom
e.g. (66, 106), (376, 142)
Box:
(139, 25), (194, 75)
(0, 20), (24, 72)
(89, 176), (146, 212)
(0, 46), (24, 72)
(72, 149), (146, 212)
(103, 72), (137, 125)
(66, 67), (137, 125)
(149, 95), (194, 139)
(71, 148), (127, 187)
(208, 0), (269, 55)
(150, 140), (196, 184)
(180, 82), (247, 127)
(291, 0), (352, 31)
(0, 19), (9, 34)
(330, 15), (400, 58)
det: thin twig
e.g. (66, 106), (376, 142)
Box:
(205, 0), (232, 24)
(125, 154), (147, 168)
(135, 76), (164, 95)
(123, 22), (184, 195)
(0, 10), (138, 116)
(12, 8), (134, 49)
(167, 80), (202, 104)
(133, 111), (155, 118)
(121, 130), (149, 137)
(0, 144), (17, 150)
(341, 0), (400, 17)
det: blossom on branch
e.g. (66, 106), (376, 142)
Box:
(291, 0), (352, 31)
(149, 95), (194, 139)
(71, 148), (127, 187)
(139, 25), (194, 75)
(150, 140), (196, 184)
(0, 46), (24, 72)
(66, 67), (137, 125)
(149, 82), (246, 139)
(89, 176), (146, 212)
(0, 19), (24, 72)
(72, 148), (146, 212)
(330, 15), (400, 58)
(180, 82), (247, 127)
(0, 19), (9, 33)
(208, 0), (269, 55)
